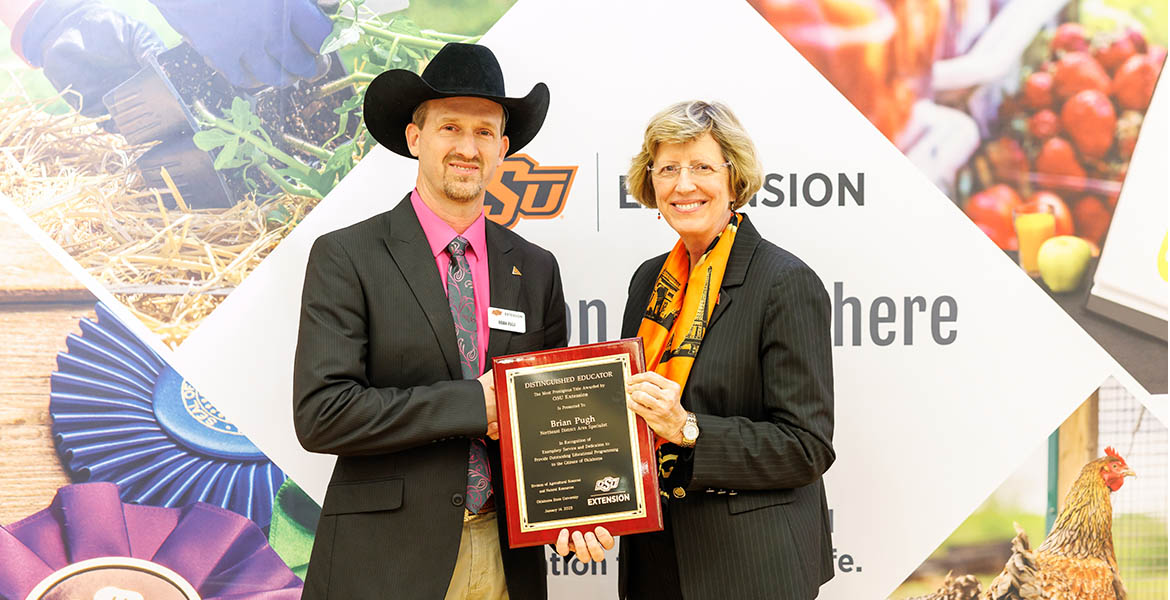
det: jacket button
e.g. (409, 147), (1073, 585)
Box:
(451, 493), (465, 507)
(672, 487), (686, 499)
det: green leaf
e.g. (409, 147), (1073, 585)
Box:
(322, 24), (361, 54)
(331, 112), (350, 142)
(371, 44), (392, 61)
(213, 137), (240, 169)
(274, 166), (323, 191)
(265, 204), (293, 227)
(319, 28), (341, 54)
(230, 96), (261, 131)
(385, 14), (422, 36)
(334, 93), (363, 115)
(248, 146), (266, 167)
(230, 97), (250, 121)
(401, 46), (423, 60)
(193, 129), (236, 151)
(323, 147), (353, 175)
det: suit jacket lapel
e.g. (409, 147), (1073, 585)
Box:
(485, 223), (518, 365)
(383, 194), (462, 380)
(708, 213), (761, 329)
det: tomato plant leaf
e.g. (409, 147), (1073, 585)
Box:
(213, 137), (241, 169)
(193, 129), (236, 151)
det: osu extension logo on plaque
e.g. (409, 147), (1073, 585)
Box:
(485, 154), (577, 228)
(595, 476), (620, 493)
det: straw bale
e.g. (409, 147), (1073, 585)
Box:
(0, 97), (319, 347)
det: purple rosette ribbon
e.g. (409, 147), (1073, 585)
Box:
(0, 482), (301, 600)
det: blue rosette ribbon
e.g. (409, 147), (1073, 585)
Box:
(50, 303), (285, 528)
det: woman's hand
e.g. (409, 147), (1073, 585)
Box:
(626, 371), (687, 445)
(555, 526), (614, 563)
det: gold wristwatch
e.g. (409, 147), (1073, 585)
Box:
(679, 411), (699, 448)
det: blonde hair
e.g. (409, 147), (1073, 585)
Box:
(627, 100), (762, 209)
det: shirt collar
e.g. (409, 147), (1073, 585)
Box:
(410, 188), (488, 260)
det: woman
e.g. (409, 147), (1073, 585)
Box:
(620, 100), (836, 599)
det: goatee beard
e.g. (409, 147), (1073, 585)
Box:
(443, 179), (483, 202)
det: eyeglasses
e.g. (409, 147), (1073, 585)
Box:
(648, 162), (732, 180)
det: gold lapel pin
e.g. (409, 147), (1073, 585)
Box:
(512, 266), (522, 276)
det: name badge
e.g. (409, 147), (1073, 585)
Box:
(489, 307), (526, 333)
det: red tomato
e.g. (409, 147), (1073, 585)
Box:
(966, 184), (1023, 250)
(1027, 191), (1075, 236)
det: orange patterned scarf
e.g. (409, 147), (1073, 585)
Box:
(637, 213), (740, 412)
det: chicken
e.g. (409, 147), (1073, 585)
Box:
(985, 446), (1135, 600)
(905, 572), (983, 600)
(905, 447), (1136, 600)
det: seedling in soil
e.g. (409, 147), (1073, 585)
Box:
(189, 7), (473, 201)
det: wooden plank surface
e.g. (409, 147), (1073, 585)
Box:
(1057, 391), (1100, 512)
(0, 212), (93, 303)
(0, 304), (95, 525)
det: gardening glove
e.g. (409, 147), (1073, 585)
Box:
(149, 0), (332, 89)
(19, 0), (165, 117)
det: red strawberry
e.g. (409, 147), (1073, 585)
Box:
(1051, 23), (1090, 56)
(1125, 27), (1148, 54)
(1035, 137), (1087, 190)
(1029, 109), (1061, 140)
(1053, 52), (1111, 100)
(1023, 71), (1055, 109)
(1093, 34), (1137, 74)
(1061, 89), (1116, 159)
(1116, 110), (1143, 160)
(1113, 54), (1160, 111)
(985, 136), (1029, 184)
(1073, 195), (1112, 245)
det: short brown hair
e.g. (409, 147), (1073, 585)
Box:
(626, 100), (762, 209)
(410, 98), (508, 132)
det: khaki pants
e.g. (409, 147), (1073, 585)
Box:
(444, 510), (509, 600)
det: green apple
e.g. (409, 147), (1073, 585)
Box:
(1037, 236), (1093, 292)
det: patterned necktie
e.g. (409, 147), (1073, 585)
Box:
(446, 236), (491, 513)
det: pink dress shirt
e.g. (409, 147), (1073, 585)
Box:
(411, 190), (490, 373)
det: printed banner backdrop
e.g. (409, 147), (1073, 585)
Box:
(890, 377), (1166, 598)
(0, 0), (1165, 599)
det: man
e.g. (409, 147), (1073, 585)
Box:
(292, 43), (608, 600)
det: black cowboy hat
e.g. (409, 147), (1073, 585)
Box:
(363, 43), (550, 159)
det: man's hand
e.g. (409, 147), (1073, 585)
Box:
(479, 370), (498, 440)
(555, 526), (614, 563)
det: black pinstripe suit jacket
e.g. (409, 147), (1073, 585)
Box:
(618, 214), (836, 599)
(292, 194), (567, 599)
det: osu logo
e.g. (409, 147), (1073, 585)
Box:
(485, 154), (577, 229)
(594, 476), (620, 493)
